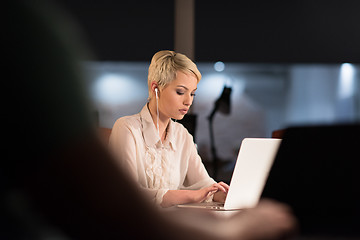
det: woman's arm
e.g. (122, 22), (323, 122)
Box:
(161, 182), (229, 207)
(109, 118), (139, 178)
(180, 133), (230, 203)
(161, 187), (215, 208)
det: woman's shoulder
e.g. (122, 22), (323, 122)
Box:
(172, 121), (193, 140)
(113, 113), (141, 130)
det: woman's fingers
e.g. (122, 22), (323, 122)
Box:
(208, 185), (219, 193)
(206, 189), (217, 197)
(217, 181), (230, 192)
(211, 182), (229, 193)
(201, 181), (230, 201)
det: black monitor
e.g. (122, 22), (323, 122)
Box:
(261, 124), (360, 237)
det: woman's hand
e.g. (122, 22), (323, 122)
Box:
(212, 182), (229, 203)
(194, 182), (229, 203)
(191, 185), (218, 203)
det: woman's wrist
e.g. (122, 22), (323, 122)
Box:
(161, 190), (197, 207)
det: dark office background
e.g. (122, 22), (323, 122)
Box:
(53, 0), (359, 182)
(57, 0), (360, 63)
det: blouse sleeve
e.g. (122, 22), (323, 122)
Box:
(181, 139), (216, 190)
(109, 118), (139, 180)
(109, 118), (169, 205)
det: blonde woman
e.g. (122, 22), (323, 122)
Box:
(109, 50), (228, 207)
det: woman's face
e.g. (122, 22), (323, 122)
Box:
(158, 71), (198, 120)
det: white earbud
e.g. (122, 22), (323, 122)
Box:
(154, 87), (160, 138)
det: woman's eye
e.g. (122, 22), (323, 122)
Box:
(176, 89), (195, 97)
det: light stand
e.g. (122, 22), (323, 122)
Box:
(207, 86), (232, 180)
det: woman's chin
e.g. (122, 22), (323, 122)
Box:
(173, 115), (185, 121)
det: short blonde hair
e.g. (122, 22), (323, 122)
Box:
(147, 50), (201, 99)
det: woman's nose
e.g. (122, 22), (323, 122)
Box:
(183, 94), (192, 106)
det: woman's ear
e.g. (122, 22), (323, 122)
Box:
(151, 81), (158, 92)
(151, 82), (159, 98)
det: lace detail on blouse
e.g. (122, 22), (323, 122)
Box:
(144, 146), (169, 189)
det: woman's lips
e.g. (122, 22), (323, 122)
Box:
(179, 109), (188, 114)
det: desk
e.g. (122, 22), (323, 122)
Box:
(161, 206), (359, 240)
(160, 207), (246, 239)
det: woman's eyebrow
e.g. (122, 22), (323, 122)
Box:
(176, 85), (197, 91)
(176, 85), (188, 90)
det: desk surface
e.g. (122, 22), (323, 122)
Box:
(162, 206), (359, 240)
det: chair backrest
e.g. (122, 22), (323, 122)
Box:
(98, 127), (112, 144)
(271, 129), (285, 139)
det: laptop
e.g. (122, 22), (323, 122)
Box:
(261, 124), (360, 237)
(177, 138), (282, 211)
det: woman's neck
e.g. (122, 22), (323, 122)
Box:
(147, 101), (169, 142)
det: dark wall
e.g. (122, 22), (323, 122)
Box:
(58, 0), (360, 63)
(57, 0), (174, 61)
(195, 0), (360, 63)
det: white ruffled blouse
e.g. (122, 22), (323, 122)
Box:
(109, 104), (216, 205)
